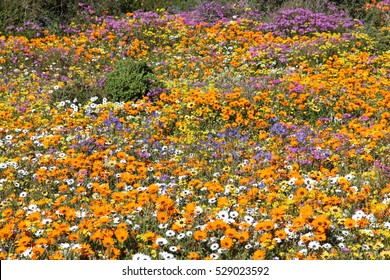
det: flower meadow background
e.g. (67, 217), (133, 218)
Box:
(0, 0), (389, 260)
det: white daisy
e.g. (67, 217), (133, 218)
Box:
(156, 237), (168, 246)
(244, 215), (254, 225)
(19, 192), (27, 198)
(177, 233), (185, 240)
(308, 241), (321, 250)
(159, 251), (175, 260)
(210, 253), (219, 260)
(217, 210), (229, 221)
(169, 246), (178, 252)
(229, 211), (239, 218)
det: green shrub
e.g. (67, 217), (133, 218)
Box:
(103, 59), (159, 103)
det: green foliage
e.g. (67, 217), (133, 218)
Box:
(0, 0), (195, 35)
(1, 0), (376, 36)
(330, 0), (370, 18)
(0, 0), (77, 32)
(126, 0), (196, 12)
(50, 80), (105, 105)
(361, 4), (390, 28)
(364, 26), (390, 53)
(253, 0), (286, 12)
(103, 60), (158, 103)
(274, 0), (336, 13)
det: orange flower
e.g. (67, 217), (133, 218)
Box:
(296, 187), (308, 198)
(92, 205), (111, 218)
(0, 224), (14, 239)
(356, 218), (369, 228)
(224, 228), (238, 238)
(259, 233), (273, 244)
(252, 249), (266, 260)
(311, 215), (331, 229)
(344, 218), (356, 229)
(117, 222), (128, 230)
(363, 153), (373, 163)
(301, 235), (310, 243)
(263, 220), (275, 231)
(2, 208), (13, 218)
(142, 232), (155, 242)
(116, 151), (127, 159)
(237, 231), (250, 243)
(15, 246), (28, 255)
(187, 252), (200, 260)
(102, 237), (114, 247)
(49, 251), (64, 260)
(271, 206), (286, 222)
(294, 177), (304, 186)
(220, 237), (234, 249)
(156, 196), (174, 210)
(157, 212), (169, 224)
(18, 221), (29, 231)
(316, 234), (327, 241)
(68, 233), (79, 241)
(193, 230), (207, 241)
(35, 238), (48, 246)
(188, 179), (202, 189)
(217, 197), (229, 208)
(115, 228), (129, 243)
(274, 229), (287, 240)
(291, 217), (305, 231)
(17, 236), (31, 247)
(300, 205), (314, 220)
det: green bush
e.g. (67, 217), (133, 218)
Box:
(103, 59), (158, 103)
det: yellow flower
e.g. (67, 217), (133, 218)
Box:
(174, 218), (186, 229)
(380, 250), (390, 259)
(373, 242), (384, 250)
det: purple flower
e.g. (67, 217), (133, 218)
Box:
(296, 131), (307, 143)
(342, 114), (352, 119)
(270, 122), (288, 136)
(342, 247), (351, 253)
(259, 6), (361, 37)
(104, 112), (123, 132)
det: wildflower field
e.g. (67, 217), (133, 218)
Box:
(0, 0), (390, 260)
